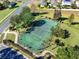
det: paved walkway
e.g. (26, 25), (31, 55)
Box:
(33, 50), (55, 57)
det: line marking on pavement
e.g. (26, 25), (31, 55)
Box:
(0, 9), (17, 24)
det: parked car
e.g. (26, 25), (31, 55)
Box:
(8, 2), (17, 8)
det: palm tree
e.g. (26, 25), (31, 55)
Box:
(53, 8), (62, 21)
(68, 14), (74, 25)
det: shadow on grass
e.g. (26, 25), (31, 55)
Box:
(58, 17), (68, 22)
(14, 6), (19, 8)
(72, 22), (79, 25)
(9, 6), (19, 9)
(32, 12), (48, 16)
(63, 30), (70, 39)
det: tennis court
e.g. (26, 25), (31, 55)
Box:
(18, 18), (58, 52)
(0, 48), (26, 59)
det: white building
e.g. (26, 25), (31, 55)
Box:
(40, 0), (47, 7)
(61, 0), (72, 6)
(75, 0), (79, 8)
(39, 0), (79, 8)
(0, 0), (21, 2)
(62, 0), (79, 8)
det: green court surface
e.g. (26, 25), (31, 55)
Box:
(18, 18), (58, 52)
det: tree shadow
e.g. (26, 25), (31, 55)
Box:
(74, 45), (79, 51)
(26, 20), (46, 33)
(63, 30), (70, 39)
(9, 6), (19, 9)
(58, 17), (68, 22)
(26, 27), (34, 33)
(0, 6), (6, 10)
(32, 12), (48, 16)
(31, 20), (46, 27)
(71, 22), (79, 25)
(13, 5), (19, 8)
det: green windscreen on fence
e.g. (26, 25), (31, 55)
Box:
(18, 18), (58, 52)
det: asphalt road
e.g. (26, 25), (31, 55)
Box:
(0, 0), (33, 33)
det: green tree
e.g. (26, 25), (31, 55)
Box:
(20, 7), (31, 15)
(10, 7), (35, 31)
(53, 25), (64, 38)
(69, 14), (74, 25)
(57, 2), (62, 9)
(55, 39), (60, 45)
(53, 28), (69, 39)
(55, 39), (65, 46)
(53, 9), (62, 20)
(3, 0), (10, 8)
(20, 7), (34, 27)
(71, 1), (77, 9)
(0, 3), (4, 10)
(56, 46), (79, 59)
(20, 13), (34, 27)
(10, 15), (22, 29)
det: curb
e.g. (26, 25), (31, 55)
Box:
(0, 8), (17, 24)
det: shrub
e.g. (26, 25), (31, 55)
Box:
(0, 3), (5, 10)
(55, 39), (60, 45)
(3, 0), (10, 8)
(71, 3), (77, 9)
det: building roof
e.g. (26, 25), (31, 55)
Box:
(62, 0), (72, 5)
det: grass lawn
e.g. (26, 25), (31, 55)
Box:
(35, 8), (79, 47)
(46, 23), (79, 54)
(32, 0), (79, 19)
(35, 9), (79, 23)
(61, 23), (79, 46)
(0, 2), (21, 24)
(35, 9), (79, 54)
(0, 9), (15, 22)
(6, 33), (15, 42)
